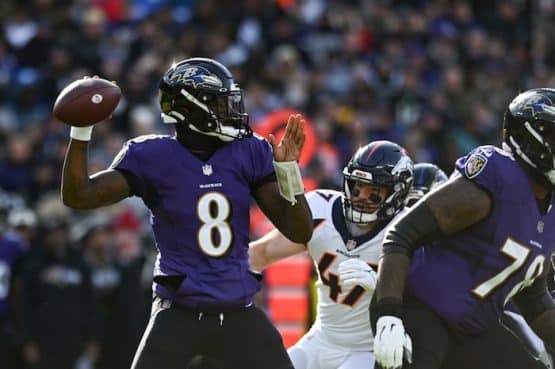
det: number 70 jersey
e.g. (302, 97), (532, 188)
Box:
(407, 146), (555, 335)
(304, 189), (402, 351)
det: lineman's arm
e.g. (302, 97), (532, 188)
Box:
(375, 176), (492, 307)
(248, 229), (307, 273)
(61, 139), (130, 209)
(513, 267), (555, 352)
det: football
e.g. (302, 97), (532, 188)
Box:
(53, 77), (121, 126)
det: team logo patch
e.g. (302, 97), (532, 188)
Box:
(464, 154), (487, 179)
(169, 66), (223, 89)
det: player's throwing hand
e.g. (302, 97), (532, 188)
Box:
(269, 113), (306, 162)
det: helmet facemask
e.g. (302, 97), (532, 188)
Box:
(506, 117), (555, 186)
(504, 88), (555, 186)
(160, 86), (251, 142)
(342, 167), (411, 224)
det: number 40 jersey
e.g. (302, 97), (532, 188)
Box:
(303, 189), (403, 351)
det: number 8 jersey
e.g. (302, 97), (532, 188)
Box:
(303, 189), (403, 351)
(111, 134), (275, 310)
(407, 145), (555, 335)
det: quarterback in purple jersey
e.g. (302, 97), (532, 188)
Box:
(61, 58), (313, 369)
(372, 88), (555, 369)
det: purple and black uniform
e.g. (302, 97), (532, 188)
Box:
(112, 134), (295, 369)
(407, 145), (555, 335)
(111, 134), (273, 311)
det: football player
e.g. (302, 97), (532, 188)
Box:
(404, 163), (448, 207)
(60, 58), (313, 369)
(404, 163), (551, 368)
(249, 140), (414, 369)
(372, 88), (555, 369)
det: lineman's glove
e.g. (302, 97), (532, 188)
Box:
(374, 315), (413, 369)
(338, 258), (377, 292)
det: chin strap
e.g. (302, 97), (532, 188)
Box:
(273, 160), (304, 205)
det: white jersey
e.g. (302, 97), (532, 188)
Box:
(303, 189), (401, 351)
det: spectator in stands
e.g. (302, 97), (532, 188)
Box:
(22, 218), (98, 369)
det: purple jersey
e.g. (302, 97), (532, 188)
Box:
(407, 145), (555, 334)
(111, 134), (274, 310)
(0, 231), (27, 318)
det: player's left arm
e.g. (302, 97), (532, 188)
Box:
(372, 176), (492, 369)
(513, 266), (555, 351)
(253, 114), (313, 244)
(248, 229), (307, 272)
(375, 176), (492, 307)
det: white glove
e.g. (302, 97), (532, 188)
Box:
(338, 258), (377, 292)
(374, 315), (413, 369)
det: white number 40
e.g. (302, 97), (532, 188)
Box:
(472, 238), (545, 303)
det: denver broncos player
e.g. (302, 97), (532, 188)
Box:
(404, 163), (448, 207)
(372, 88), (555, 369)
(249, 140), (414, 369)
(61, 58), (313, 369)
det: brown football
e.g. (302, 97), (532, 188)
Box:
(53, 78), (121, 126)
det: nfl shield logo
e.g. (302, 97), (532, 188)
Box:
(346, 239), (357, 251)
(537, 220), (544, 233)
(202, 164), (213, 176)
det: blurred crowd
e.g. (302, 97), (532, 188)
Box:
(2, 0), (555, 368)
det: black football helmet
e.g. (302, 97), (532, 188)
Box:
(405, 163), (448, 207)
(342, 141), (414, 223)
(504, 88), (555, 185)
(159, 57), (251, 141)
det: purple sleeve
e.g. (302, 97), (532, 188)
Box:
(247, 136), (275, 187)
(454, 145), (503, 195)
(109, 140), (148, 197)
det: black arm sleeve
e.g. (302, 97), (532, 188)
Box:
(513, 276), (555, 322)
(382, 201), (443, 257)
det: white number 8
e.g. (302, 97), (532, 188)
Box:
(197, 192), (233, 257)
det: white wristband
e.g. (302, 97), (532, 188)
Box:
(273, 160), (304, 205)
(70, 126), (94, 141)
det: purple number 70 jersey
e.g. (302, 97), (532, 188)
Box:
(407, 145), (555, 334)
(111, 134), (275, 310)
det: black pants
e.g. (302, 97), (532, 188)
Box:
(372, 294), (547, 369)
(131, 297), (294, 369)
